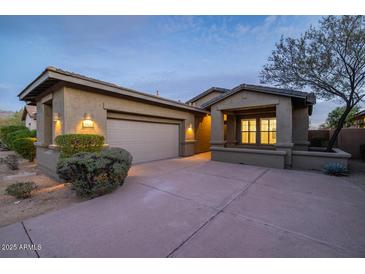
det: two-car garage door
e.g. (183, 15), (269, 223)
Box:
(106, 119), (180, 163)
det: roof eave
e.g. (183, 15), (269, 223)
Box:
(18, 69), (51, 100)
(185, 87), (228, 104)
(201, 85), (316, 109)
(18, 68), (208, 114)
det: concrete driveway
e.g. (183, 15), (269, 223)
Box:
(1, 152), (365, 258)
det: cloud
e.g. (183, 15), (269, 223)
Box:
(249, 15), (277, 36)
(265, 15), (278, 25)
(158, 16), (201, 34)
(1, 15), (329, 117)
(235, 23), (251, 34)
(128, 70), (259, 102)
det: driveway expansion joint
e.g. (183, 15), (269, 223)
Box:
(21, 221), (40, 258)
(135, 181), (220, 212)
(224, 211), (358, 257)
(166, 168), (270, 257)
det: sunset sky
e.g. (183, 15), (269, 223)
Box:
(0, 15), (350, 127)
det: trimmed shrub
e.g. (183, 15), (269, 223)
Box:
(360, 144), (365, 161)
(4, 154), (19, 170)
(30, 129), (37, 138)
(6, 128), (32, 150)
(323, 162), (348, 176)
(13, 137), (37, 161)
(55, 134), (104, 158)
(5, 181), (37, 199)
(0, 125), (28, 148)
(57, 147), (132, 198)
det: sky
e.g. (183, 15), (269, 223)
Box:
(0, 15), (348, 127)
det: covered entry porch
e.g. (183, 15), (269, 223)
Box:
(210, 104), (297, 169)
(206, 85), (313, 169)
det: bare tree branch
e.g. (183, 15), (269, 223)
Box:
(260, 16), (365, 151)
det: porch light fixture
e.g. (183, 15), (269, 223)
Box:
(188, 123), (193, 130)
(82, 113), (94, 128)
(53, 112), (61, 122)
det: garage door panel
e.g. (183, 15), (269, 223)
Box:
(107, 119), (179, 163)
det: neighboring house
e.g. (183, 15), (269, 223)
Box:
(21, 105), (37, 130)
(18, 67), (350, 178)
(354, 109), (365, 128)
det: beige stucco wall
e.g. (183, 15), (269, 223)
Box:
(36, 86), (200, 157)
(192, 91), (223, 107)
(52, 88), (65, 141)
(36, 93), (53, 145)
(292, 106), (309, 150)
(194, 114), (211, 153)
(330, 128), (365, 158)
(292, 148), (351, 170)
(226, 114), (237, 146)
(209, 89), (313, 167)
(210, 90), (293, 146)
(211, 146), (286, 169)
(33, 84), (208, 180)
(35, 146), (61, 181)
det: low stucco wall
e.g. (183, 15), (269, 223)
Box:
(292, 148), (351, 170)
(309, 128), (365, 158)
(36, 145), (61, 181)
(332, 128), (365, 159)
(211, 146), (286, 169)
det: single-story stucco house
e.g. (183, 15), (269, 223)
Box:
(21, 105), (37, 130)
(18, 67), (350, 178)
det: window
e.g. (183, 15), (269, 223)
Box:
(260, 118), (276, 144)
(241, 119), (256, 144)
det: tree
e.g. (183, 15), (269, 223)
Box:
(322, 105), (360, 129)
(260, 16), (365, 152)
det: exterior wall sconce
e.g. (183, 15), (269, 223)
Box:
(82, 113), (94, 128)
(188, 123), (193, 130)
(53, 112), (61, 122)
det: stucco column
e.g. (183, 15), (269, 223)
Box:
(36, 102), (53, 146)
(181, 117), (196, 156)
(226, 114), (237, 147)
(275, 99), (294, 167)
(292, 107), (310, 150)
(52, 89), (65, 143)
(210, 107), (225, 147)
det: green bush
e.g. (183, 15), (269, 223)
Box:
(30, 129), (37, 138)
(5, 181), (37, 199)
(323, 162), (348, 176)
(0, 125), (28, 148)
(13, 137), (37, 161)
(7, 128), (32, 150)
(55, 134), (104, 158)
(57, 147), (133, 198)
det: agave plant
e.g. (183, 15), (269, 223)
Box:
(323, 162), (348, 176)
